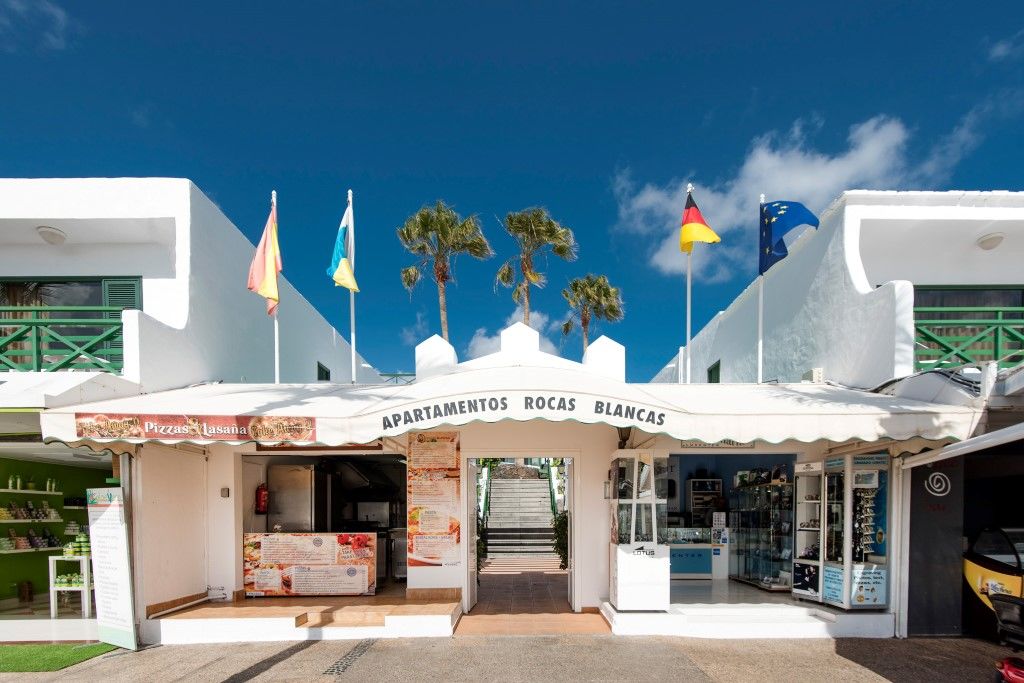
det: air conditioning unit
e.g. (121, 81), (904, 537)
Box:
(802, 367), (824, 383)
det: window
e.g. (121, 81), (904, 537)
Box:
(316, 362), (331, 381)
(0, 278), (140, 310)
(707, 361), (721, 383)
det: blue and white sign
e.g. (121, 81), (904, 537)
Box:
(823, 564), (844, 604)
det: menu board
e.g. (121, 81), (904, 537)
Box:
(243, 532), (376, 596)
(407, 432), (461, 569)
(87, 487), (138, 651)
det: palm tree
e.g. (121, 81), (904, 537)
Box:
(398, 201), (493, 342)
(495, 208), (577, 325)
(560, 274), (624, 353)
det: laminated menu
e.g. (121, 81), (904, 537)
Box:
(243, 532), (376, 596)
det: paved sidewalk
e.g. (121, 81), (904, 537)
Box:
(1, 635), (1007, 682)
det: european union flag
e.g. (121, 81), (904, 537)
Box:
(759, 200), (819, 274)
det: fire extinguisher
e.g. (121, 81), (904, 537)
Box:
(255, 483), (269, 514)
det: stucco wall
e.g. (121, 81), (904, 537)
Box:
(656, 191), (1024, 388)
(0, 178), (379, 392)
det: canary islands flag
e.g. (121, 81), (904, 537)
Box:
(327, 203), (359, 292)
(247, 202), (282, 315)
(679, 191), (720, 253)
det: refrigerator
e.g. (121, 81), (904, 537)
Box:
(267, 465), (329, 532)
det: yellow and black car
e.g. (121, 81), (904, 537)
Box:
(964, 527), (1024, 611)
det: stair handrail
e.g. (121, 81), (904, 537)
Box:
(482, 463), (492, 524)
(547, 463), (557, 516)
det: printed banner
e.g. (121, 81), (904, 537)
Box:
(75, 413), (316, 442)
(407, 432), (461, 569)
(87, 487), (138, 651)
(243, 532), (376, 596)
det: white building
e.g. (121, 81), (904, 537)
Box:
(0, 178), (378, 390)
(654, 190), (1024, 392)
(653, 190), (1024, 638)
(0, 178), (377, 641)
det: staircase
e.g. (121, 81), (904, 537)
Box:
(485, 478), (556, 557)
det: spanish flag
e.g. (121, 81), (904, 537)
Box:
(679, 191), (720, 253)
(247, 201), (282, 315)
(327, 202), (359, 292)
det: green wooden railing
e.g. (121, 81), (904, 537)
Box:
(914, 306), (1024, 371)
(0, 306), (125, 373)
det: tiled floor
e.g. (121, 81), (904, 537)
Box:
(165, 579), (460, 628)
(455, 557), (610, 635)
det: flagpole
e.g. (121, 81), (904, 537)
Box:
(348, 189), (357, 385)
(685, 182), (693, 385)
(272, 190), (280, 385)
(757, 193), (765, 385)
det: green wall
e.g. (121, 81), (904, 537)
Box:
(0, 457), (111, 601)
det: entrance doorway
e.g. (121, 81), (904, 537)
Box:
(458, 457), (605, 634)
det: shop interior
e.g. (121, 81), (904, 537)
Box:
(0, 444), (114, 622)
(241, 453), (408, 597)
(662, 452), (890, 610)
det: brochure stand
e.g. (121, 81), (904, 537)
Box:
(608, 450), (670, 612)
(822, 454), (889, 609)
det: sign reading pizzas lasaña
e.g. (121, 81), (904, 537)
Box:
(75, 413), (317, 441)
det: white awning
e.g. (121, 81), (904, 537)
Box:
(38, 364), (982, 447)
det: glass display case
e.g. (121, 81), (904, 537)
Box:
(792, 462), (823, 599)
(822, 454), (889, 609)
(662, 527), (712, 544)
(728, 482), (793, 591)
(608, 451), (670, 611)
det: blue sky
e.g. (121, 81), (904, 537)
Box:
(2, 1), (1023, 380)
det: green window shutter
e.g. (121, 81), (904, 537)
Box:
(101, 279), (142, 310)
(101, 279), (141, 355)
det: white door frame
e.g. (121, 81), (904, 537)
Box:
(462, 448), (581, 613)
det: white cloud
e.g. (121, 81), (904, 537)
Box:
(400, 311), (430, 346)
(614, 97), (1022, 282)
(466, 306), (559, 358)
(0, 0), (71, 53)
(988, 28), (1024, 62)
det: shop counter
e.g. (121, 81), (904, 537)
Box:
(665, 528), (729, 580)
(242, 532), (377, 597)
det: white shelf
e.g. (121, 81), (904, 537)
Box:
(794, 558), (821, 565)
(797, 527), (820, 532)
(0, 489), (63, 496)
(62, 506), (86, 510)
(52, 585), (93, 592)
(0, 519), (63, 524)
(798, 500), (821, 504)
(0, 547), (63, 554)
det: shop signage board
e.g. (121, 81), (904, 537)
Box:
(86, 487), (137, 651)
(851, 565), (887, 606)
(407, 431), (462, 589)
(822, 564), (844, 604)
(243, 532), (376, 596)
(75, 413), (316, 442)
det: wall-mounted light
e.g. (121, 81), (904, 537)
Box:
(35, 225), (66, 245)
(976, 232), (1005, 251)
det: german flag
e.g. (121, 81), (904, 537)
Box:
(679, 192), (720, 253)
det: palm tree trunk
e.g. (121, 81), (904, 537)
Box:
(523, 286), (530, 326)
(581, 308), (590, 353)
(437, 279), (449, 342)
